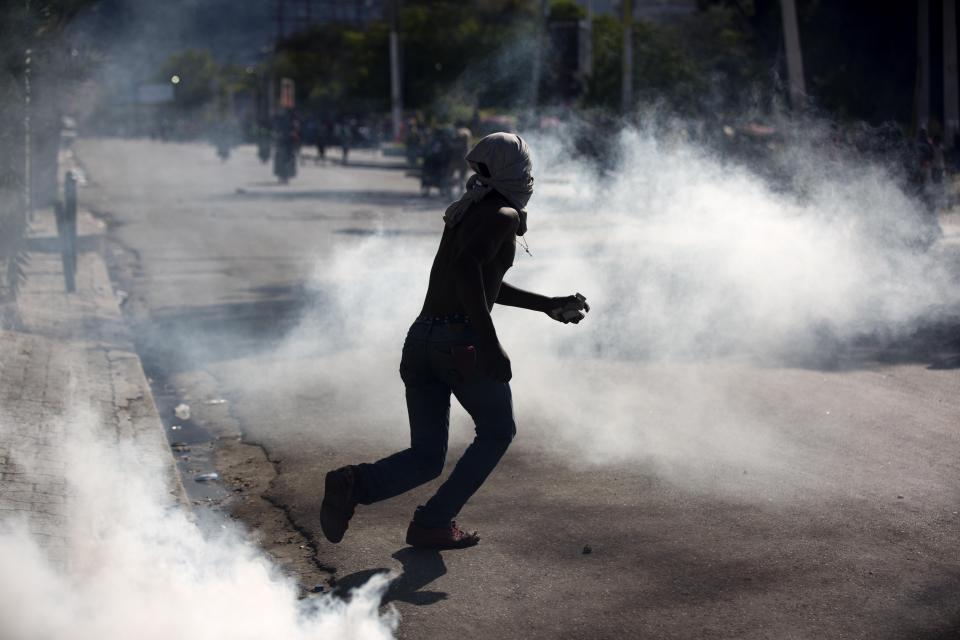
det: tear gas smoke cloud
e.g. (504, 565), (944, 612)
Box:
(260, 121), (959, 491)
(0, 408), (397, 640)
(522, 124), (955, 358)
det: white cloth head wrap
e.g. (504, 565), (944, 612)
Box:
(443, 132), (534, 231)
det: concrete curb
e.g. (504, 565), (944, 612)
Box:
(0, 206), (187, 563)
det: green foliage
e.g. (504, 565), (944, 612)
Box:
(401, 2), (482, 110)
(269, 20), (389, 114)
(158, 49), (219, 109)
(145, 1), (767, 122)
(549, 0), (586, 21)
(584, 15), (623, 110)
(268, 0), (537, 117)
(584, 6), (768, 114)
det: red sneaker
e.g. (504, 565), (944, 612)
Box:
(320, 466), (362, 543)
(405, 520), (480, 549)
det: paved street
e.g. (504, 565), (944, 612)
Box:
(78, 138), (960, 639)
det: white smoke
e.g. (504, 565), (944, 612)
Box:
(250, 122), (959, 492)
(518, 126), (954, 357)
(0, 408), (398, 640)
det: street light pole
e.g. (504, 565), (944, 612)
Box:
(779, 0), (806, 109)
(389, 0), (403, 141)
(944, 0), (959, 147)
(530, 0), (549, 113)
(24, 0), (32, 217)
(916, 0), (931, 130)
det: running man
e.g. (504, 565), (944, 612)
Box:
(321, 133), (589, 549)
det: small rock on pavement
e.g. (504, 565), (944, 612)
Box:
(582, 545), (592, 555)
(174, 403), (191, 420)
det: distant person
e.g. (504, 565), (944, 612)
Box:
(337, 122), (351, 165)
(908, 128), (934, 207)
(405, 119), (423, 166)
(917, 128), (934, 177)
(929, 134), (947, 213)
(317, 121), (333, 163)
(273, 110), (299, 184)
(257, 120), (272, 165)
(454, 122), (473, 189)
(302, 118), (318, 161)
(320, 133), (590, 549)
(420, 127), (456, 197)
(931, 134), (945, 185)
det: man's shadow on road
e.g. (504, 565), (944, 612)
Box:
(333, 547), (448, 606)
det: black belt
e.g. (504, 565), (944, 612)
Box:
(416, 313), (471, 324)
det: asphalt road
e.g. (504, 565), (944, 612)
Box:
(79, 138), (960, 639)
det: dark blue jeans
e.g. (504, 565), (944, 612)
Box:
(358, 318), (516, 528)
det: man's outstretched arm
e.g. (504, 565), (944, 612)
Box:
(498, 282), (590, 324)
(496, 282), (552, 312)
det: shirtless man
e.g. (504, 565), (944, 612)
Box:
(320, 133), (589, 549)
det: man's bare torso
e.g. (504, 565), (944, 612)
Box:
(421, 191), (518, 316)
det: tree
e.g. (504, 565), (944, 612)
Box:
(584, 5), (768, 115)
(549, 0), (586, 21)
(264, 1), (537, 120)
(697, 0), (917, 124)
(158, 49), (219, 110)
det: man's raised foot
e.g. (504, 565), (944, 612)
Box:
(320, 465), (362, 543)
(406, 520), (480, 549)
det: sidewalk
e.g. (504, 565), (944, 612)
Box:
(0, 206), (180, 566)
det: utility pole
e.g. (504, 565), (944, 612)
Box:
(944, 0), (959, 147)
(530, 0), (549, 112)
(24, 49), (31, 218)
(779, 0), (805, 109)
(389, 0), (403, 141)
(275, 0), (284, 43)
(23, 0), (32, 217)
(621, 0), (632, 113)
(579, 0), (593, 80)
(916, 0), (931, 130)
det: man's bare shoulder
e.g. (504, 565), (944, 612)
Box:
(469, 194), (519, 232)
(449, 193), (519, 264)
